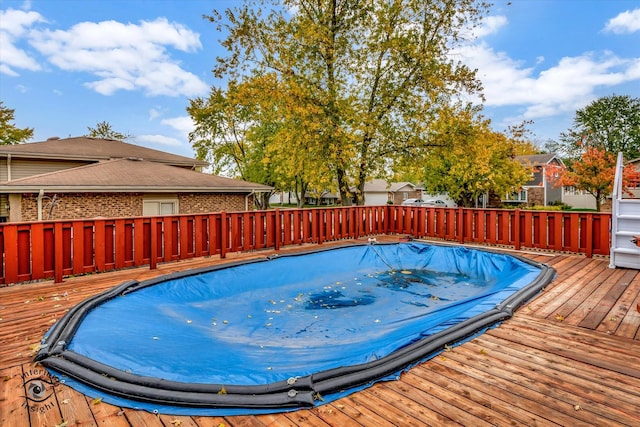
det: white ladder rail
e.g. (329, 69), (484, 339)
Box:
(609, 152), (640, 269)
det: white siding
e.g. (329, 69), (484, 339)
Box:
(1, 158), (91, 181)
(364, 193), (389, 206)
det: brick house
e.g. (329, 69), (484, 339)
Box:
(361, 179), (422, 205)
(0, 137), (272, 222)
(503, 154), (565, 207)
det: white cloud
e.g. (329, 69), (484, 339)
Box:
(604, 8), (640, 34)
(458, 42), (640, 122)
(137, 134), (183, 147)
(0, 8), (44, 75)
(149, 108), (163, 120)
(27, 17), (209, 96)
(161, 115), (195, 134)
(474, 15), (507, 39)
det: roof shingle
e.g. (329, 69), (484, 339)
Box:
(0, 137), (208, 168)
(0, 158), (271, 193)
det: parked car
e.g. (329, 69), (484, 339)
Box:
(424, 199), (448, 207)
(401, 198), (427, 206)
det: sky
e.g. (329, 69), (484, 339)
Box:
(1, 0), (639, 161)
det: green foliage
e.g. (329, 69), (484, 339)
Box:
(0, 102), (34, 145)
(398, 105), (531, 208)
(85, 121), (132, 141)
(522, 205), (563, 211)
(553, 95), (640, 161)
(193, 0), (489, 205)
(546, 147), (639, 211)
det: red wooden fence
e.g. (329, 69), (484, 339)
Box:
(0, 206), (611, 285)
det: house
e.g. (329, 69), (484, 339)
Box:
(0, 137), (272, 222)
(627, 157), (640, 199)
(504, 154), (564, 207)
(560, 156), (640, 211)
(268, 190), (339, 207)
(361, 179), (422, 205)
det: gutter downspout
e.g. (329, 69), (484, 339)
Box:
(542, 166), (547, 206)
(7, 153), (12, 181)
(37, 189), (44, 221)
(245, 189), (256, 211)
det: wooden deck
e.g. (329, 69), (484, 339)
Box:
(1, 238), (639, 426)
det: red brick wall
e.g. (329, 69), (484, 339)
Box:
(527, 187), (544, 206)
(21, 193), (143, 221)
(19, 192), (252, 221)
(178, 193), (249, 213)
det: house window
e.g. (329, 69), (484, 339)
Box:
(402, 192), (409, 200)
(143, 196), (178, 216)
(503, 189), (527, 202)
(564, 186), (586, 196)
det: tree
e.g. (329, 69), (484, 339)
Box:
(546, 147), (639, 212)
(195, 0), (488, 205)
(0, 102), (34, 145)
(552, 95), (640, 160)
(408, 106), (531, 207)
(189, 77), (332, 208)
(86, 121), (132, 141)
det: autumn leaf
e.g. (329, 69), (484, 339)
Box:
(91, 397), (102, 405)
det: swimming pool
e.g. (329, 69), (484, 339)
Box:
(36, 242), (555, 415)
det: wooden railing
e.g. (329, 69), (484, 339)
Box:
(0, 206), (611, 285)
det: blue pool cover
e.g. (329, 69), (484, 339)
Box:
(36, 242), (555, 415)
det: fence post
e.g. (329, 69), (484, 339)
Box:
(457, 208), (464, 244)
(220, 212), (228, 258)
(585, 214), (594, 258)
(150, 217), (158, 270)
(3, 224), (18, 284)
(514, 209), (521, 251)
(274, 209), (281, 251)
(54, 222), (64, 283)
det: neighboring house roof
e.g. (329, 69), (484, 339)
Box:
(0, 137), (208, 168)
(363, 179), (416, 193)
(515, 154), (562, 167)
(0, 158), (272, 193)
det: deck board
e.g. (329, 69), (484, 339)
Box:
(2, 237), (639, 426)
